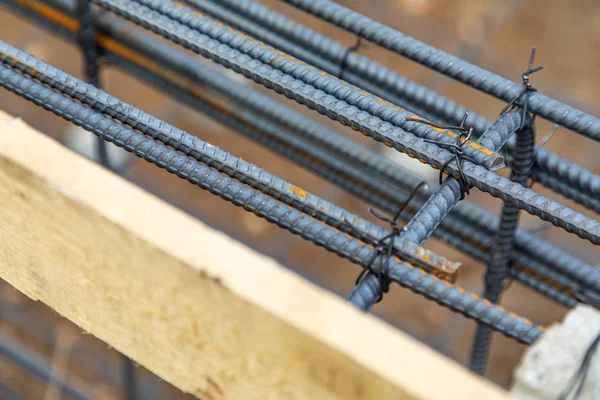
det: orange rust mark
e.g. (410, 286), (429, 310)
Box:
(287, 185), (308, 198)
(361, 131), (369, 136)
(320, 72), (327, 76)
(384, 142), (393, 147)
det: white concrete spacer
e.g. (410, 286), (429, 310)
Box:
(511, 305), (600, 400)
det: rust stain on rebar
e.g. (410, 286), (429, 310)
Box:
(287, 185), (308, 198)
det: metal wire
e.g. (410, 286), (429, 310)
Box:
(0, 42), (458, 275)
(4, 0), (590, 304)
(0, 62), (544, 343)
(280, 0), (600, 141)
(348, 110), (523, 309)
(194, 0), (600, 205)
(470, 118), (537, 375)
(90, 0), (600, 245)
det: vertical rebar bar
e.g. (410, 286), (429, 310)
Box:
(75, 0), (111, 170)
(469, 118), (537, 375)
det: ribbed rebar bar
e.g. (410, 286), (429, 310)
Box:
(199, 0), (600, 204)
(509, 268), (578, 308)
(280, 0), (600, 141)
(131, 0), (505, 171)
(470, 118), (537, 375)
(532, 171), (600, 214)
(90, 0), (600, 244)
(0, 41), (457, 275)
(348, 110), (523, 309)
(533, 149), (600, 199)
(4, 0), (592, 302)
(74, 0), (111, 170)
(0, 62), (544, 343)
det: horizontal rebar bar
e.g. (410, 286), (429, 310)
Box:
(4, 0), (591, 302)
(280, 0), (600, 142)
(93, 0), (600, 244)
(199, 0), (600, 204)
(532, 171), (600, 215)
(0, 62), (544, 343)
(0, 41), (459, 275)
(348, 111), (524, 309)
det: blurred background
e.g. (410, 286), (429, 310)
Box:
(0, 0), (599, 398)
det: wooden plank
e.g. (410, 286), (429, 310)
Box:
(0, 110), (509, 400)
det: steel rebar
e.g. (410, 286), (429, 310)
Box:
(470, 118), (537, 375)
(75, 0), (111, 170)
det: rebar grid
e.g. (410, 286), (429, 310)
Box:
(0, 61), (544, 343)
(0, 0), (598, 383)
(3, 0), (592, 305)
